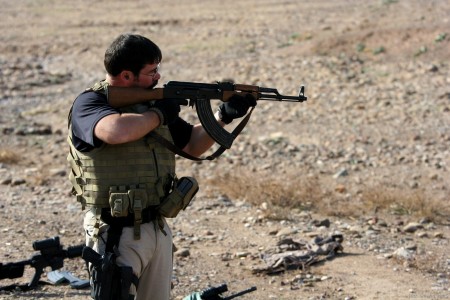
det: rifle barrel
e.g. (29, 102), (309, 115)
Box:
(67, 245), (84, 258)
(258, 94), (307, 102)
(222, 286), (257, 300)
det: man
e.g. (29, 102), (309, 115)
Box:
(67, 33), (256, 300)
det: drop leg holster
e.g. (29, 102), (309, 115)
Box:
(82, 224), (139, 300)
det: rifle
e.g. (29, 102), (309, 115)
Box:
(107, 81), (307, 152)
(184, 283), (257, 300)
(0, 236), (84, 291)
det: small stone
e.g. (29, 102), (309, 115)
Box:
(50, 168), (66, 177)
(12, 178), (26, 186)
(429, 174), (439, 180)
(416, 232), (428, 238)
(405, 244), (417, 251)
(393, 247), (414, 260)
(333, 169), (349, 178)
(335, 184), (346, 193)
(1, 177), (12, 185)
(419, 217), (432, 224)
(433, 232), (444, 239)
(312, 218), (331, 228)
(367, 217), (378, 225)
(402, 222), (422, 233)
(276, 227), (298, 237)
(235, 251), (250, 258)
(175, 248), (190, 258)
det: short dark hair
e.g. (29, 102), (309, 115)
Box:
(104, 34), (162, 76)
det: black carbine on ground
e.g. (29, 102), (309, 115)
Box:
(183, 283), (257, 300)
(0, 236), (84, 291)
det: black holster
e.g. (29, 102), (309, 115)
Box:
(82, 224), (139, 300)
(83, 247), (138, 300)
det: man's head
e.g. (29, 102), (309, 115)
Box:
(104, 34), (162, 88)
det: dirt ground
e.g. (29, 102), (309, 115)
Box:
(0, 0), (449, 299)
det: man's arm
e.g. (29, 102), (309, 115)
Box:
(94, 111), (161, 144)
(182, 111), (226, 157)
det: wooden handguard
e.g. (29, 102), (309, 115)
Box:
(106, 86), (164, 107)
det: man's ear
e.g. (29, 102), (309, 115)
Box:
(121, 71), (133, 82)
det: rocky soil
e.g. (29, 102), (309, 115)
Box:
(1, 0), (449, 299)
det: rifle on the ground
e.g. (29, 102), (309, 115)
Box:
(183, 283), (257, 300)
(0, 236), (84, 291)
(107, 81), (307, 155)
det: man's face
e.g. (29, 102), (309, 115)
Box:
(134, 63), (161, 89)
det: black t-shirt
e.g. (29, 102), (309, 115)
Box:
(70, 91), (193, 152)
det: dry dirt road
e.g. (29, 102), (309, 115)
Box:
(1, 0), (449, 299)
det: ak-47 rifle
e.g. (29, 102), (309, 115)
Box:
(183, 283), (257, 300)
(107, 81), (307, 153)
(0, 236), (84, 291)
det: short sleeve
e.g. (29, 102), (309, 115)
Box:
(70, 91), (119, 152)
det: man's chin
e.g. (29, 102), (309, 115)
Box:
(147, 81), (158, 89)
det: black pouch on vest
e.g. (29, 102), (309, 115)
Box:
(158, 177), (199, 218)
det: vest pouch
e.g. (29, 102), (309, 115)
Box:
(158, 177), (199, 218)
(109, 187), (130, 217)
(128, 187), (157, 210)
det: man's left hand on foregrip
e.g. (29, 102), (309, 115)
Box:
(218, 93), (257, 124)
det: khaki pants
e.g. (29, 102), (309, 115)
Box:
(84, 210), (173, 300)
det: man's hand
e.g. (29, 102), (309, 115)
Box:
(218, 93), (257, 124)
(150, 99), (188, 125)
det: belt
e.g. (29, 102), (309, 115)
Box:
(100, 207), (157, 227)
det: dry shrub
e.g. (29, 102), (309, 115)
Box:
(204, 168), (450, 223)
(313, 194), (367, 218)
(0, 148), (20, 164)
(205, 168), (325, 219)
(361, 185), (449, 223)
(414, 252), (450, 277)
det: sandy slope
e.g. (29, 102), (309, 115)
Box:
(1, 0), (449, 299)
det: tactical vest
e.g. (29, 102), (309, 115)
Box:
(67, 81), (176, 214)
